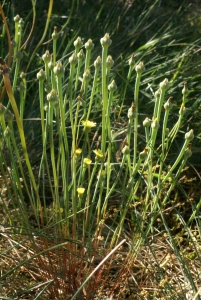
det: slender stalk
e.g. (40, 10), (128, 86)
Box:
(26, 0), (54, 71)
(2, 69), (43, 227)
(133, 62), (144, 167)
(100, 33), (112, 154)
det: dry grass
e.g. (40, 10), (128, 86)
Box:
(1, 221), (201, 300)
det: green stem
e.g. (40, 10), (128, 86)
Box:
(3, 73), (42, 227)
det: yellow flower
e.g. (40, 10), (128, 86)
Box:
(83, 158), (92, 166)
(82, 120), (96, 129)
(75, 148), (82, 155)
(77, 187), (85, 195)
(93, 149), (103, 158)
(97, 169), (106, 179)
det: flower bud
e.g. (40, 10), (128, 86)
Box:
(53, 61), (64, 76)
(14, 15), (20, 22)
(135, 62), (145, 75)
(4, 127), (12, 138)
(182, 82), (189, 96)
(164, 97), (173, 111)
(151, 118), (159, 130)
(128, 102), (136, 120)
(143, 117), (151, 127)
(48, 60), (54, 70)
(139, 148), (148, 160)
(108, 80), (117, 92)
(85, 39), (94, 51)
(100, 33), (112, 48)
(42, 50), (51, 64)
(83, 69), (91, 81)
(159, 78), (169, 91)
(155, 89), (161, 99)
(77, 49), (85, 60)
(184, 146), (192, 158)
(122, 145), (130, 155)
(20, 72), (26, 79)
(94, 56), (102, 69)
(52, 26), (58, 40)
(97, 169), (106, 179)
(37, 69), (46, 81)
(185, 129), (194, 142)
(106, 55), (114, 69)
(69, 52), (77, 65)
(128, 54), (135, 66)
(74, 36), (83, 50)
(165, 128), (169, 137)
(179, 103), (186, 116)
(47, 89), (58, 103)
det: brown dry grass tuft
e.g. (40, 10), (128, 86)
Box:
(1, 223), (201, 300)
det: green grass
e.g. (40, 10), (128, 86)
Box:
(0, 0), (201, 299)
